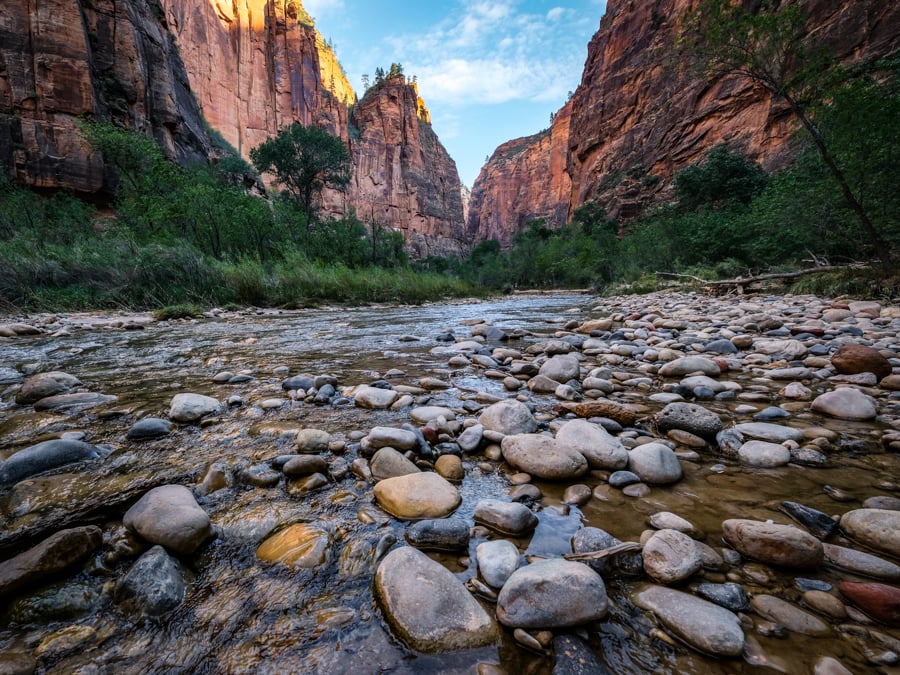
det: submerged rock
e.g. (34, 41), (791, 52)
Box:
(722, 519), (823, 569)
(256, 524), (330, 568)
(0, 439), (100, 485)
(115, 545), (187, 617)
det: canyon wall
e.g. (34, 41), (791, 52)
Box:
(2, 0), (467, 257)
(0, 0), (211, 192)
(469, 0), (900, 244)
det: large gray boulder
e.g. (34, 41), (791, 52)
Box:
(501, 434), (588, 480)
(123, 485), (212, 555)
(0, 439), (100, 485)
(840, 509), (900, 559)
(168, 393), (221, 423)
(479, 399), (537, 436)
(374, 546), (499, 652)
(555, 419), (628, 470)
(627, 442), (683, 485)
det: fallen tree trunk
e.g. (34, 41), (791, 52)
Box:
(657, 264), (868, 294)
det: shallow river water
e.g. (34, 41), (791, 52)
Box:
(1, 292), (899, 674)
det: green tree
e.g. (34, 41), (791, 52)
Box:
(688, 0), (894, 270)
(674, 145), (768, 211)
(249, 123), (351, 234)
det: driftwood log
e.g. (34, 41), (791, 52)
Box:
(657, 264), (868, 295)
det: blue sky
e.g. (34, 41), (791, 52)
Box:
(304, 0), (608, 187)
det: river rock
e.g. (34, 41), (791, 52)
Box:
(366, 426), (419, 452)
(373, 472), (461, 520)
(840, 508), (900, 558)
(0, 439), (100, 485)
(374, 546), (499, 652)
(114, 545), (187, 617)
(476, 539), (520, 588)
(551, 634), (609, 674)
(15, 371), (81, 404)
(33, 392), (117, 411)
(474, 499), (538, 535)
(555, 419), (628, 470)
(738, 440), (791, 468)
(780, 502), (838, 540)
(354, 385), (398, 409)
(126, 417), (173, 440)
(282, 455), (329, 477)
(168, 393), (220, 423)
(838, 581), (900, 625)
(823, 543), (900, 582)
(642, 529), (702, 584)
(632, 585), (745, 657)
(435, 454), (464, 481)
(405, 519), (470, 551)
(538, 355), (580, 383)
(409, 406), (456, 424)
(722, 519), (823, 569)
(256, 523), (329, 568)
(370, 447), (421, 480)
(0, 526), (102, 600)
(123, 485), (212, 555)
(755, 339), (808, 360)
(649, 512), (698, 536)
(831, 344), (892, 379)
(811, 388), (877, 420)
(694, 582), (749, 612)
(751, 594), (831, 636)
(501, 434), (588, 480)
(654, 402), (723, 439)
(294, 428), (331, 453)
(732, 422), (804, 443)
(479, 399), (537, 436)
(627, 442), (682, 485)
(658, 357), (721, 378)
(496, 559), (608, 628)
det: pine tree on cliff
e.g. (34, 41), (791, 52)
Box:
(250, 123), (350, 235)
(688, 0), (895, 272)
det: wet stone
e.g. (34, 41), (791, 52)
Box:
(15, 371), (81, 404)
(168, 393), (220, 423)
(114, 545), (187, 617)
(751, 594), (831, 636)
(501, 433), (588, 480)
(282, 455), (329, 477)
(476, 539), (520, 588)
(374, 472), (461, 520)
(256, 523), (330, 568)
(738, 440), (791, 468)
(405, 519), (470, 551)
(285, 472), (329, 496)
(562, 484), (592, 506)
(627, 442), (682, 485)
(840, 509), (900, 559)
(609, 470), (641, 488)
(126, 417), (173, 440)
(811, 388), (877, 421)
(473, 499), (538, 535)
(554, 419), (628, 470)
(655, 402), (723, 438)
(238, 463), (281, 487)
(0, 439), (100, 486)
(694, 581), (749, 612)
(838, 581), (900, 625)
(722, 519), (824, 569)
(478, 399), (537, 435)
(642, 529), (702, 584)
(123, 485), (212, 555)
(370, 447), (420, 480)
(551, 634), (610, 675)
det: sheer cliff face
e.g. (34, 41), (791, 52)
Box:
(0, 0), (210, 192)
(344, 79), (467, 259)
(3, 0), (466, 257)
(469, 0), (900, 244)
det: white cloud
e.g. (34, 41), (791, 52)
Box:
(303, 0), (344, 19)
(547, 7), (566, 21)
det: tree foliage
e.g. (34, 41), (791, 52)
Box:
(674, 145), (768, 211)
(249, 123), (351, 232)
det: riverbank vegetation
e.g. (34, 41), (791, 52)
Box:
(0, 122), (475, 311)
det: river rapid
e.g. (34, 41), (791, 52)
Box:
(0, 291), (899, 674)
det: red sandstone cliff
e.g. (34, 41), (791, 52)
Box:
(0, 0), (211, 193)
(469, 0), (900, 244)
(1, 0), (466, 257)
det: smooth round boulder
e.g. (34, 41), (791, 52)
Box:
(811, 388), (877, 421)
(126, 418), (173, 440)
(168, 393), (220, 423)
(632, 585), (745, 657)
(840, 509), (900, 559)
(732, 422), (804, 443)
(722, 519), (823, 569)
(405, 519), (470, 551)
(496, 559), (608, 628)
(555, 419), (628, 470)
(738, 440), (791, 468)
(473, 499), (538, 535)
(114, 545), (186, 617)
(823, 543), (900, 582)
(751, 594), (830, 636)
(373, 472), (461, 520)
(642, 529), (702, 584)
(839, 581), (900, 625)
(627, 442), (682, 485)
(282, 455), (329, 477)
(501, 434), (588, 480)
(0, 439), (100, 486)
(123, 485), (212, 555)
(374, 546), (499, 652)
(409, 406), (456, 424)
(831, 344), (892, 379)
(365, 426), (419, 452)
(354, 385), (398, 409)
(15, 371), (81, 404)
(370, 447), (421, 480)
(476, 539), (520, 588)
(479, 399), (537, 436)
(294, 428), (331, 453)
(256, 523), (329, 568)
(538, 355), (580, 383)
(658, 357), (721, 378)
(654, 402), (723, 439)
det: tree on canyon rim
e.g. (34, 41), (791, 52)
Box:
(250, 123), (351, 236)
(687, 0), (895, 272)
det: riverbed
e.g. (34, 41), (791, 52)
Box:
(1, 291), (898, 674)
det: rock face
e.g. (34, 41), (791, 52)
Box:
(468, 0), (900, 244)
(4, 0), (467, 257)
(1, 0), (211, 193)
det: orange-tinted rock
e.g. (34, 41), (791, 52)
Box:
(831, 344), (892, 379)
(839, 581), (900, 626)
(470, 0), (900, 244)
